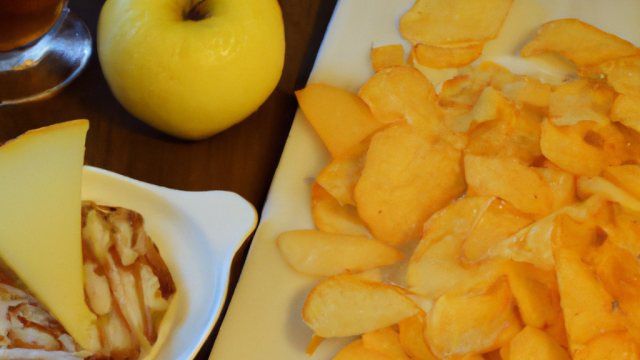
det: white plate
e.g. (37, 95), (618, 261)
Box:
(209, 1), (640, 359)
(81, 166), (258, 360)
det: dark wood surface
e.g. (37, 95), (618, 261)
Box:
(0, 0), (337, 358)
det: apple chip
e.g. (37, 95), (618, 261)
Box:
(302, 274), (419, 337)
(521, 19), (640, 69)
(315, 139), (369, 206)
(447, 87), (514, 133)
(536, 164), (577, 212)
(461, 199), (533, 263)
(407, 196), (493, 297)
(372, 44), (405, 72)
(548, 78), (615, 126)
(354, 124), (465, 245)
(464, 110), (542, 166)
(539, 119), (629, 177)
(464, 153), (554, 216)
(509, 326), (571, 360)
(333, 339), (395, 360)
(296, 83), (384, 158)
(359, 66), (437, 124)
(504, 261), (567, 347)
(572, 331), (640, 360)
(485, 196), (607, 270)
(583, 55), (640, 94)
(426, 277), (522, 357)
(358, 66), (465, 149)
(311, 182), (369, 236)
(576, 176), (640, 213)
(412, 43), (483, 69)
(611, 94), (640, 132)
(399, 0), (514, 47)
(277, 230), (402, 276)
(553, 246), (627, 351)
(602, 165), (640, 201)
(362, 327), (411, 360)
(589, 240), (640, 323)
(398, 312), (439, 360)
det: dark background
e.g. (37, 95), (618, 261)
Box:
(0, 0), (338, 358)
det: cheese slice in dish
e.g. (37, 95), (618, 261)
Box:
(0, 120), (99, 352)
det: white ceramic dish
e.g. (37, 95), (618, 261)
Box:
(81, 166), (258, 360)
(209, 1), (640, 359)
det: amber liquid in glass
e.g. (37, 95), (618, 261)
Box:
(0, 0), (65, 52)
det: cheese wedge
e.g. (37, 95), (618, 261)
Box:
(0, 120), (99, 351)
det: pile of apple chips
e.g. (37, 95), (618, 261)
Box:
(279, 5), (640, 360)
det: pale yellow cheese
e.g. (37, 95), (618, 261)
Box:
(0, 120), (99, 351)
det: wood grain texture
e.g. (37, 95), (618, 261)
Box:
(0, 0), (338, 357)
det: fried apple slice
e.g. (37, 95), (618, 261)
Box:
(315, 139), (369, 206)
(577, 176), (640, 213)
(303, 274), (419, 337)
(461, 199), (533, 263)
(372, 44), (405, 72)
(540, 119), (613, 177)
(333, 339), (394, 360)
(509, 326), (571, 360)
(611, 94), (640, 132)
(602, 165), (640, 201)
(553, 246), (627, 352)
(277, 230), (402, 276)
(412, 43), (483, 69)
(398, 312), (439, 360)
(399, 0), (514, 47)
(464, 153), (554, 217)
(572, 331), (640, 360)
(296, 83), (384, 158)
(583, 55), (640, 95)
(362, 327), (411, 360)
(548, 78), (615, 126)
(355, 124), (465, 245)
(311, 182), (369, 236)
(426, 277), (522, 357)
(521, 19), (640, 69)
(407, 196), (493, 297)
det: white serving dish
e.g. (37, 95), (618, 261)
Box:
(81, 166), (257, 360)
(209, 1), (640, 359)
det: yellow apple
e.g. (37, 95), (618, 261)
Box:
(97, 0), (285, 140)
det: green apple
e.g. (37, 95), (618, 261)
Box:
(97, 0), (285, 140)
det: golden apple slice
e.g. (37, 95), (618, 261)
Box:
(302, 274), (419, 337)
(611, 94), (640, 132)
(601, 165), (640, 201)
(521, 19), (640, 68)
(332, 339), (394, 360)
(509, 326), (571, 360)
(412, 43), (483, 69)
(296, 83), (384, 158)
(425, 277), (522, 357)
(362, 327), (411, 360)
(315, 139), (369, 206)
(584, 55), (640, 95)
(355, 124), (465, 245)
(277, 230), (402, 276)
(548, 78), (615, 127)
(572, 331), (640, 360)
(464, 153), (554, 216)
(372, 44), (405, 72)
(399, 0), (514, 47)
(398, 312), (439, 360)
(311, 182), (369, 237)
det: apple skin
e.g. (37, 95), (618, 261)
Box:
(97, 0), (285, 140)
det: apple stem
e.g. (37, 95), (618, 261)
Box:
(185, 0), (209, 21)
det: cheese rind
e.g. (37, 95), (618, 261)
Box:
(0, 120), (99, 351)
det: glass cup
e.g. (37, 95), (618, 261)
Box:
(0, 0), (91, 105)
